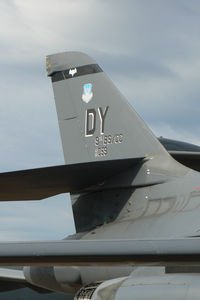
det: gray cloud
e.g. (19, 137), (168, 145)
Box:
(0, 0), (200, 240)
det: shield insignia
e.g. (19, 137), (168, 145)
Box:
(82, 83), (93, 103)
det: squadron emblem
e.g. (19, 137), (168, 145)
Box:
(69, 68), (77, 77)
(82, 83), (93, 103)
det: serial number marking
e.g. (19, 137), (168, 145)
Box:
(95, 147), (107, 157)
(94, 134), (124, 157)
(95, 134), (123, 146)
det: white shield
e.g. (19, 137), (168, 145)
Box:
(82, 83), (93, 103)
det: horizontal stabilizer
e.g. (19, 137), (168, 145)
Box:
(0, 239), (200, 266)
(169, 151), (200, 172)
(0, 158), (140, 201)
(0, 268), (26, 292)
(0, 267), (54, 293)
(0, 268), (25, 282)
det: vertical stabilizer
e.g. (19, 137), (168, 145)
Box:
(47, 51), (168, 165)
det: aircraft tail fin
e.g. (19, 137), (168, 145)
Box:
(46, 52), (188, 234)
(47, 51), (168, 165)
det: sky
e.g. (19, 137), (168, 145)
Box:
(0, 0), (200, 240)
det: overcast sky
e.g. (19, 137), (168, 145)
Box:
(0, 0), (200, 241)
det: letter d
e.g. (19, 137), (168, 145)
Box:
(85, 109), (96, 136)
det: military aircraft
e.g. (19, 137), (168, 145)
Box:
(0, 52), (200, 300)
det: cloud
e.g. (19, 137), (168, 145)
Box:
(0, 0), (200, 240)
(0, 195), (74, 241)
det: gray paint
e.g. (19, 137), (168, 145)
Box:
(114, 271), (200, 300)
(48, 52), (200, 296)
(77, 268), (200, 300)
(24, 266), (80, 295)
(2, 52), (200, 298)
(49, 52), (168, 165)
(0, 158), (141, 201)
(1, 239), (200, 266)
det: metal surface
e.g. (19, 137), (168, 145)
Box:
(0, 239), (200, 266)
(0, 158), (140, 201)
(2, 51), (200, 298)
(49, 51), (168, 165)
(169, 151), (200, 172)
